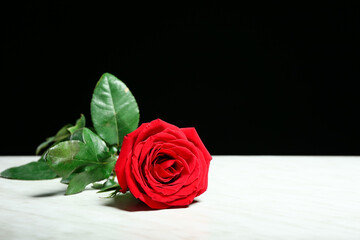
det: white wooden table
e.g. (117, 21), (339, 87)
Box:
(1, 156), (360, 240)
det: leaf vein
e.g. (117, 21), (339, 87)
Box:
(106, 78), (120, 146)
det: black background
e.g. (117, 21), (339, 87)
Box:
(2, 2), (360, 155)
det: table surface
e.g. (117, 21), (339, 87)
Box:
(1, 156), (360, 240)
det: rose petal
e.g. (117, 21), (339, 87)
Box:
(163, 190), (198, 207)
(134, 191), (169, 209)
(154, 159), (183, 181)
(134, 119), (180, 146)
(181, 127), (212, 162)
(115, 135), (134, 193)
(162, 127), (188, 140)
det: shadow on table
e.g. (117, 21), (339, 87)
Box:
(31, 189), (67, 198)
(105, 192), (199, 212)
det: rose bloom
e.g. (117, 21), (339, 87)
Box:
(115, 119), (212, 209)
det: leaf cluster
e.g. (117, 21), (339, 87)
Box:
(1, 73), (139, 195)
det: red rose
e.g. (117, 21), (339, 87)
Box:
(115, 119), (212, 209)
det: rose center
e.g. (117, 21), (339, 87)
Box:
(152, 156), (183, 183)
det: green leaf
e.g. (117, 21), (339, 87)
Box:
(0, 156), (58, 180)
(66, 157), (116, 195)
(69, 128), (84, 142)
(91, 178), (118, 190)
(60, 174), (75, 184)
(46, 140), (92, 178)
(36, 124), (71, 155)
(46, 128), (117, 195)
(67, 114), (86, 134)
(54, 124), (73, 140)
(70, 128), (111, 160)
(97, 179), (120, 193)
(91, 182), (104, 189)
(60, 165), (87, 184)
(46, 128), (111, 177)
(36, 115), (86, 155)
(91, 73), (139, 147)
(81, 128), (111, 160)
(35, 136), (55, 155)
